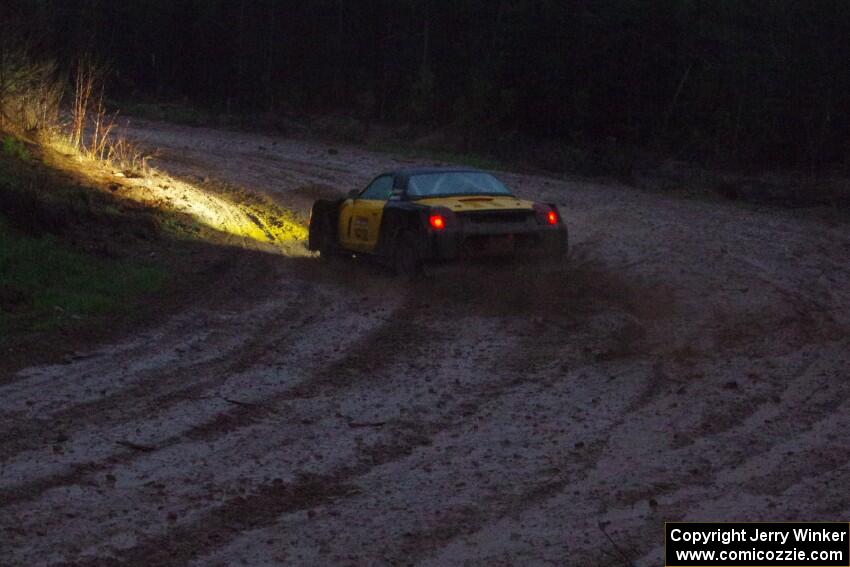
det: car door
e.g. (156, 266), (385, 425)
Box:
(337, 197), (357, 251)
(338, 175), (394, 253)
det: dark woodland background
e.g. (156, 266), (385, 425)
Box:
(4, 0), (850, 169)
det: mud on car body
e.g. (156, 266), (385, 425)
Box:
(308, 167), (568, 276)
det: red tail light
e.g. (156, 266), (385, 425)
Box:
(429, 214), (446, 230)
(533, 203), (560, 225)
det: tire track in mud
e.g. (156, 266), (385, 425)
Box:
(374, 364), (632, 559)
(307, 262), (664, 563)
(744, 441), (850, 499)
(0, 249), (242, 388)
(0, 253), (255, 428)
(63, 369), (556, 567)
(732, 379), (850, 498)
(635, 383), (848, 507)
(0, 279), (330, 506)
(174, 262), (613, 453)
(628, 455), (850, 567)
(799, 461), (850, 519)
(472, 350), (850, 565)
(572, 440), (850, 566)
(0, 451), (137, 510)
(58, 425), (432, 567)
(0, 279), (417, 512)
(62, 261), (839, 567)
(179, 288), (439, 441)
(148, 283), (630, 565)
(667, 342), (841, 455)
(381, 440), (611, 566)
(373, 266), (849, 563)
(52, 286), (564, 565)
(0, 283), (315, 464)
(187, 290), (628, 566)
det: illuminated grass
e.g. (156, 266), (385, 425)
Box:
(40, 138), (308, 252)
(0, 127), (306, 256)
(0, 100), (307, 252)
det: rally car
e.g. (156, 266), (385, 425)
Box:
(308, 167), (567, 276)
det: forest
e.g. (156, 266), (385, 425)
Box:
(3, 0), (850, 169)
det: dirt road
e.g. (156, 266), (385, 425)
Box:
(2, 120), (849, 566)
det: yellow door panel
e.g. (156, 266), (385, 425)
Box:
(338, 199), (356, 250)
(349, 199), (385, 253)
(339, 175), (393, 253)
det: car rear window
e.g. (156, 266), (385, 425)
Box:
(407, 172), (512, 198)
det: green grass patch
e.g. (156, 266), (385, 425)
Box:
(2, 136), (30, 161)
(0, 216), (165, 337)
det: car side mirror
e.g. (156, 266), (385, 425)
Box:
(347, 189), (359, 199)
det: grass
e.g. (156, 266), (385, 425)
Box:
(0, 216), (165, 336)
(0, 141), (168, 342)
(2, 136), (30, 161)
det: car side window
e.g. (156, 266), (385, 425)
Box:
(359, 175), (394, 200)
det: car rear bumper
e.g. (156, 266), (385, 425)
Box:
(423, 222), (568, 261)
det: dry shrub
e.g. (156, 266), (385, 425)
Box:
(105, 137), (154, 177)
(65, 57), (152, 176)
(0, 43), (62, 134)
(68, 58), (115, 158)
(0, 36), (153, 178)
(68, 57), (97, 151)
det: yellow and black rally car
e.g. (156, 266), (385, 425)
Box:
(308, 167), (567, 276)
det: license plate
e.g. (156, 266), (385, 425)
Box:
(484, 235), (515, 255)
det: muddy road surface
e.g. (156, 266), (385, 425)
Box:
(2, 120), (849, 566)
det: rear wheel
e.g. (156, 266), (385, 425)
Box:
(393, 232), (422, 279)
(314, 214), (339, 261)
